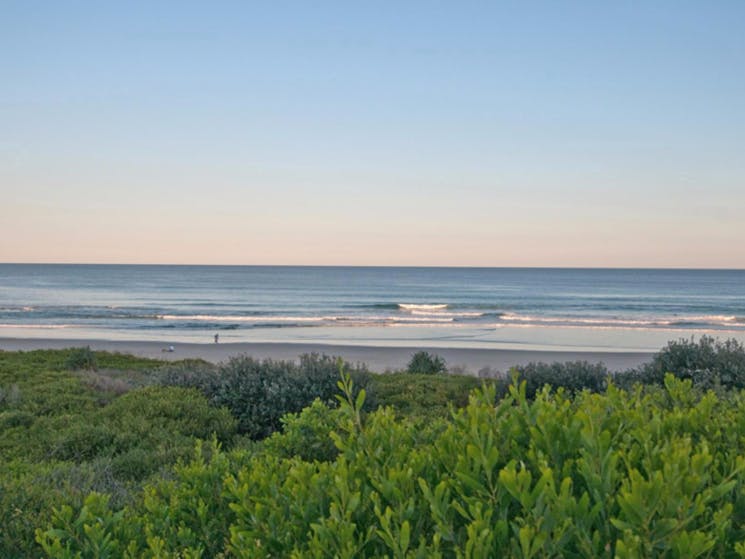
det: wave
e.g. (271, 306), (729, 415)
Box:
(0, 305), (163, 320)
(500, 314), (664, 326)
(355, 303), (451, 311)
(159, 314), (455, 325)
(0, 306), (35, 312)
(362, 315), (454, 323)
(3, 305), (743, 333)
(398, 303), (448, 311)
(160, 314), (329, 322)
(356, 302), (506, 312)
(667, 316), (745, 328)
(498, 313), (745, 329)
(409, 310), (485, 318)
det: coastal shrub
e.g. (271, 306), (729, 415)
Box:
(512, 360), (609, 397)
(149, 358), (218, 391)
(51, 424), (117, 462)
(38, 372), (745, 557)
(622, 336), (745, 390)
(0, 385), (237, 557)
(0, 409), (34, 429)
(371, 371), (483, 417)
(209, 355), (317, 439)
(15, 343), (745, 557)
(0, 383), (22, 409)
(44, 386), (236, 469)
(0, 457), (139, 558)
(64, 346), (98, 371)
(110, 448), (158, 481)
(0, 351), (237, 558)
(99, 387), (237, 458)
(295, 353), (350, 405)
(406, 350), (447, 374)
(76, 369), (134, 399)
(36, 440), (250, 559)
(36, 492), (128, 559)
(174, 353), (368, 439)
(262, 399), (340, 462)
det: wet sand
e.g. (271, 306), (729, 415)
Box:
(0, 337), (654, 373)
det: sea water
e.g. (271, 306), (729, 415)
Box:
(1, 264), (744, 352)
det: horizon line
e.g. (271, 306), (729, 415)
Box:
(2, 262), (744, 272)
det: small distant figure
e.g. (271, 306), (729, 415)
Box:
(162, 345), (175, 353)
(214, 333), (219, 343)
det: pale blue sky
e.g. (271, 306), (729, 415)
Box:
(2, 1), (744, 266)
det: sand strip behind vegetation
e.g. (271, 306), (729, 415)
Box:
(0, 337), (654, 374)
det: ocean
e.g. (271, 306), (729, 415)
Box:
(1, 264), (744, 352)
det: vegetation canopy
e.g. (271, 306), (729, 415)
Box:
(2, 337), (745, 557)
(406, 350), (447, 375)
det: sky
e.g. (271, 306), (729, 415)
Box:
(1, 1), (744, 267)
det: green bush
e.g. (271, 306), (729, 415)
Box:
(0, 383), (239, 556)
(38, 373), (745, 557)
(0, 383), (22, 409)
(36, 440), (250, 559)
(64, 346), (98, 371)
(370, 371), (483, 418)
(512, 360), (609, 397)
(262, 399), (340, 462)
(622, 336), (745, 390)
(14, 342), (745, 557)
(51, 424), (117, 462)
(111, 448), (158, 481)
(0, 348), (240, 558)
(0, 409), (34, 429)
(149, 359), (218, 391)
(406, 351), (447, 374)
(1, 458), (137, 558)
(160, 353), (368, 440)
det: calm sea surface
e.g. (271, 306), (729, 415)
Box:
(1, 265), (744, 351)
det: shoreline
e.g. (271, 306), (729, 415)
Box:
(0, 337), (655, 373)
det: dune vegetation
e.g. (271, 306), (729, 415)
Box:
(2, 337), (745, 557)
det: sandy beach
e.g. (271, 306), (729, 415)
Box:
(0, 337), (654, 374)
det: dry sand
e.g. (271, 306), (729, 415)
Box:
(0, 337), (654, 374)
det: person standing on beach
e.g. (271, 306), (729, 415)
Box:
(214, 333), (219, 343)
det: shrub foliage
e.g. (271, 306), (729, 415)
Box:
(36, 372), (745, 557)
(406, 351), (447, 374)
(6, 338), (745, 557)
(64, 346), (98, 371)
(156, 353), (369, 439)
(621, 335), (745, 390)
(512, 360), (609, 398)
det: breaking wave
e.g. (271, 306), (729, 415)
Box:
(398, 303), (449, 311)
(499, 313), (745, 329)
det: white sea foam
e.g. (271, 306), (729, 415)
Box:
(398, 303), (448, 311)
(160, 314), (330, 322)
(366, 315), (454, 323)
(499, 313), (744, 328)
(410, 310), (484, 318)
(674, 315), (738, 323)
(159, 314), (456, 325)
(397, 303), (483, 318)
(500, 314), (665, 326)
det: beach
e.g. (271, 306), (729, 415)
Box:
(0, 337), (654, 373)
